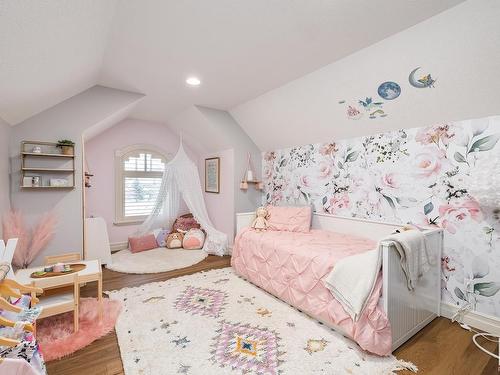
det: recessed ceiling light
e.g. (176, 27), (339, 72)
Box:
(186, 77), (201, 86)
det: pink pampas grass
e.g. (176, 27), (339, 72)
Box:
(2, 210), (57, 268)
(28, 211), (57, 267)
(2, 210), (30, 268)
(36, 298), (122, 361)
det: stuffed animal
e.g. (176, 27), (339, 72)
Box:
(155, 229), (170, 247)
(251, 206), (268, 231)
(181, 228), (206, 250)
(166, 231), (184, 249)
(172, 213), (201, 233)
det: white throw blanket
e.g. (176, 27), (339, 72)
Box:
(324, 248), (382, 321)
(324, 229), (429, 321)
(384, 229), (430, 290)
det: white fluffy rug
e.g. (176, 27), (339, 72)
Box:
(107, 268), (416, 374)
(105, 248), (208, 274)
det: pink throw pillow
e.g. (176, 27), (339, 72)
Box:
(266, 205), (312, 233)
(129, 234), (158, 253)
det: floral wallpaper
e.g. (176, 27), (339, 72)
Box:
(263, 116), (500, 318)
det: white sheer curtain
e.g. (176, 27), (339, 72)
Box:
(138, 143), (228, 256)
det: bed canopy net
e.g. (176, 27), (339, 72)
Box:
(138, 142), (228, 256)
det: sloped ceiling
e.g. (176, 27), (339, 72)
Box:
(231, 0), (500, 150)
(99, 0), (464, 123)
(0, 0), (119, 124)
(0, 0), (464, 129)
(166, 105), (258, 155)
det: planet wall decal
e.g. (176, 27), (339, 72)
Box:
(377, 81), (401, 100)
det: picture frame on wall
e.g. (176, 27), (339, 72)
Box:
(205, 157), (220, 193)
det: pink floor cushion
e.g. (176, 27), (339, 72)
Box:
(36, 297), (122, 361)
(266, 205), (312, 232)
(129, 234), (158, 253)
(182, 228), (205, 250)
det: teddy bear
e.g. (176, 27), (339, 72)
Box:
(166, 231), (184, 249)
(251, 206), (268, 231)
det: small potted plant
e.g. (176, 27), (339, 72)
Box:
(56, 140), (75, 155)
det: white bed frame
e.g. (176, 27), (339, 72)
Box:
(236, 212), (443, 352)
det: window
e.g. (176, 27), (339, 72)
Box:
(115, 145), (167, 224)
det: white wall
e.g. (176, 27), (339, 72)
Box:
(201, 149), (235, 245)
(195, 107), (262, 214)
(10, 86), (143, 265)
(0, 117), (11, 237)
(231, 0), (500, 151)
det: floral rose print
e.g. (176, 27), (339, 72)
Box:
(439, 198), (483, 234)
(412, 147), (452, 179)
(415, 124), (457, 146)
(317, 162), (333, 179)
(263, 116), (500, 317)
(319, 143), (338, 156)
(328, 193), (350, 214)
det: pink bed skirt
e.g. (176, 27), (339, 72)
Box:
(231, 228), (392, 356)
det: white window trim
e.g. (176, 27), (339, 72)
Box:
(114, 144), (170, 225)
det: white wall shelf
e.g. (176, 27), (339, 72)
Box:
(20, 140), (76, 190)
(21, 152), (75, 158)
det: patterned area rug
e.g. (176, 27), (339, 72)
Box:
(107, 268), (416, 374)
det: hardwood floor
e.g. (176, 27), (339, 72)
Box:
(395, 318), (498, 375)
(46, 256), (498, 375)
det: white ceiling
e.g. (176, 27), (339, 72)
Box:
(100, 0), (464, 123)
(0, 0), (464, 126)
(0, 0), (118, 124)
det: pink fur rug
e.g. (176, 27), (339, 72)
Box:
(36, 297), (122, 361)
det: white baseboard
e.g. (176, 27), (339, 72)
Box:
(110, 241), (128, 253)
(440, 302), (500, 335)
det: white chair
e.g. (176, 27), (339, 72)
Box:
(0, 239), (18, 281)
(30, 273), (80, 332)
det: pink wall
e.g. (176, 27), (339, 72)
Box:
(201, 149), (235, 245)
(84, 118), (198, 244)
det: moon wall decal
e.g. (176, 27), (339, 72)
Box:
(408, 67), (436, 88)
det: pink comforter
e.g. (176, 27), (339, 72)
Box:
(231, 228), (392, 356)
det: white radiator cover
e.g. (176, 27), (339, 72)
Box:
(381, 230), (442, 350)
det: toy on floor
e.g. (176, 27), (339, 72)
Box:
(166, 232), (184, 249)
(181, 229), (205, 250)
(172, 213), (200, 232)
(251, 206), (268, 231)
